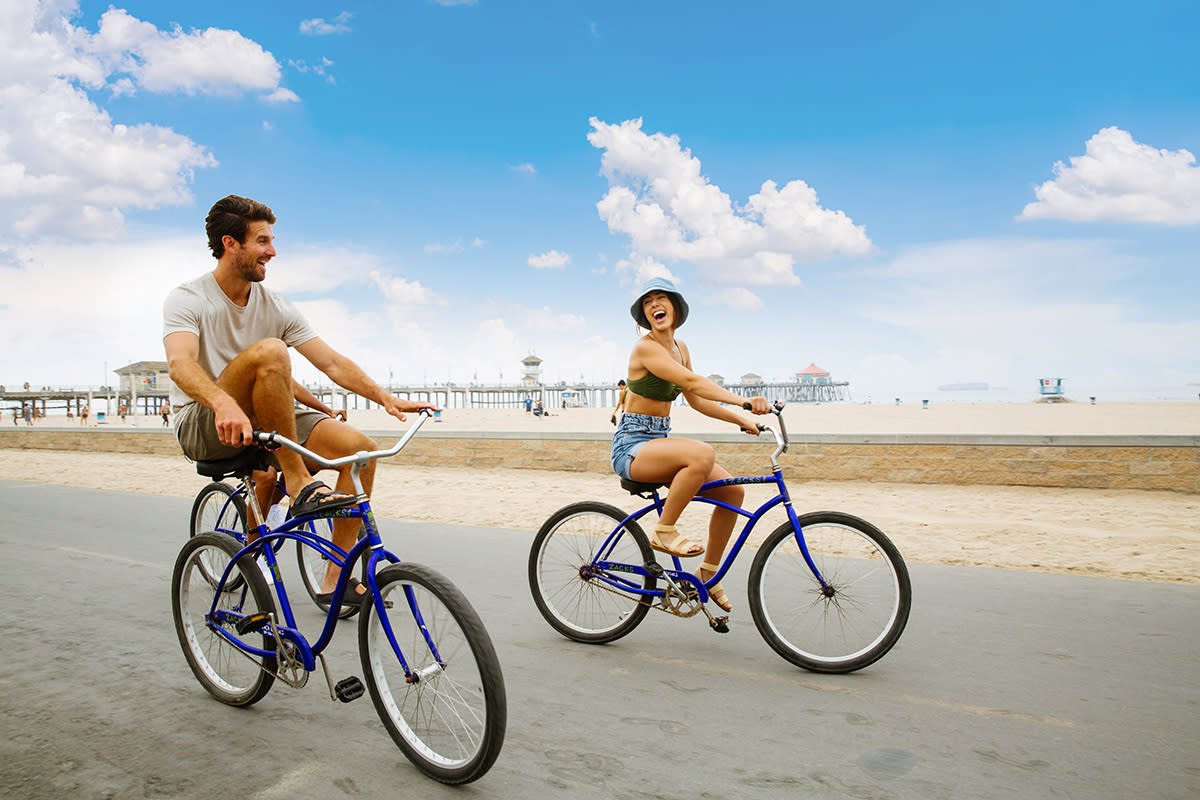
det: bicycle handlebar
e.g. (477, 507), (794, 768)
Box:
(253, 409), (433, 471)
(742, 400), (789, 463)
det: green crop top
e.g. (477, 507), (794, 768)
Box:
(625, 370), (682, 402)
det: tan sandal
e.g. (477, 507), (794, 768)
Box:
(650, 524), (705, 558)
(698, 561), (732, 612)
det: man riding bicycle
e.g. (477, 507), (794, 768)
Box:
(163, 194), (436, 604)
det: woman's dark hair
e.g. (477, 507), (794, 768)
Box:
(205, 195), (276, 258)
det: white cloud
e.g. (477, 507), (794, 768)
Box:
(432, 0), (478, 6)
(91, 9), (285, 96)
(613, 254), (675, 288)
(471, 237), (487, 248)
(710, 287), (764, 311)
(368, 270), (445, 306)
(524, 306), (588, 332)
(425, 240), (464, 254)
(300, 13), (353, 36)
(0, 234), (212, 386)
(263, 87), (301, 104)
(528, 250), (571, 269)
(511, 162), (537, 174)
(852, 237), (1197, 392)
(0, 3), (296, 240)
(1020, 127), (1200, 225)
(587, 117), (872, 287)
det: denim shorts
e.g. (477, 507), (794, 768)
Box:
(610, 412), (671, 480)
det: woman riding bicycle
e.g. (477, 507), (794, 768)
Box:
(611, 277), (770, 612)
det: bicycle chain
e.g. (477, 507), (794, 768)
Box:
(584, 571), (703, 619)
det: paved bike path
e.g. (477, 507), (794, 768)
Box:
(0, 481), (1197, 800)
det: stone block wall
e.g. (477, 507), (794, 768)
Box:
(1, 427), (1196, 492)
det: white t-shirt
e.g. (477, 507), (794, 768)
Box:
(162, 272), (317, 412)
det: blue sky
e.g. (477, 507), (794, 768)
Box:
(1, 0), (1197, 399)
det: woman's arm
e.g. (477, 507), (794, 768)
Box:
(292, 380), (345, 421)
(634, 338), (769, 414)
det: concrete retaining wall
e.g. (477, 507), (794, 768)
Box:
(2, 427), (1197, 492)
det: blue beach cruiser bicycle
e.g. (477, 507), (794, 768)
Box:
(171, 411), (506, 784)
(529, 402), (911, 674)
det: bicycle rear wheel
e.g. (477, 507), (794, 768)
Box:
(296, 520), (367, 619)
(359, 563), (505, 784)
(528, 501), (655, 644)
(172, 533), (277, 705)
(748, 512), (911, 674)
(189, 482), (247, 588)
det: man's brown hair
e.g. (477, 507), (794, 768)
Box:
(205, 195), (277, 258)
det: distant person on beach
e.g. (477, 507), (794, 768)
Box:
(80, 405), (88, 426)
(23, 405), (33, 426)
(611, 277), (770, 612)
(525, 397), (532, 414)
(163, 194), (436, 604)
(160, 405), (170, 426)
(611, 379), (627, 426)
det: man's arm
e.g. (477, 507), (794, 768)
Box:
(163, 331), (254, 445)
(296, 337), (436, 420)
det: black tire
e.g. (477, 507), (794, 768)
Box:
(172, 533), (277, 706)
(359, 563), (506, 784)
(748, 512), (911, 674)
(296, 520), (368, 619)
(189, 482), (248, 590)
(528, 501), (655, 644)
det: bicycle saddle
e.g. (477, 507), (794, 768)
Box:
(195, 448), (270, 480)
(620, 477), (665, 497)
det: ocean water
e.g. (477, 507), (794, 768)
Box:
(851, 384), (1200, 406)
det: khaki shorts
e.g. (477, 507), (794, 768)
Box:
(175, 403), (330, 462)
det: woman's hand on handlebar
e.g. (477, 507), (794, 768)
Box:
(742, 396), (772, 415)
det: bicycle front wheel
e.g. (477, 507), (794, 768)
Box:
(528, 501), (655, 644)
(748, 512), (911, 674)
(359, 563), (506, 784)
(172, 533), (277, 705)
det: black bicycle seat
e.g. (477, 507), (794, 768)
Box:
(620, 477), (665, 497)
(195, 448), (270, 480)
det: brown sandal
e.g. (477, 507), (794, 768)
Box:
(698, 561), (732, 612)
(650, 524), (705, 558)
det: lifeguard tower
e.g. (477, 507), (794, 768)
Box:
(1038, 378), (1067, 402)
(520, 355), (543, 386)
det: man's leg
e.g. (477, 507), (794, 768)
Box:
(215, 339), (325, 497)
(303, 417), (378, 595)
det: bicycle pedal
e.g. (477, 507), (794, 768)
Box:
(235, 612), (271, 635)
(709, 616), (730, 634)
(334, 676), (365, 703)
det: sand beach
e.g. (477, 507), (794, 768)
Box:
(3, 400), (1197, 585)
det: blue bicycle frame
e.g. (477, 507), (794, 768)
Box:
(591, 419), (832, 603)
(203, 414), (444, 681)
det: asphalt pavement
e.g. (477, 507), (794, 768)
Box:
(1, 481), (1197, 800)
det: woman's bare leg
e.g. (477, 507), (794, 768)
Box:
(629, 437), (715, 527)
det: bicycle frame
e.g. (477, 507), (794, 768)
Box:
(202, 412), (441, 681)
(591, 408), (832, 603)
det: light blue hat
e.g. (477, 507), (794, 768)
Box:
(631, 277), (689, 329)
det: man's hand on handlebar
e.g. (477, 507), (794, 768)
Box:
(214, 399), (254, 447)
(382, 396), (441, 422)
